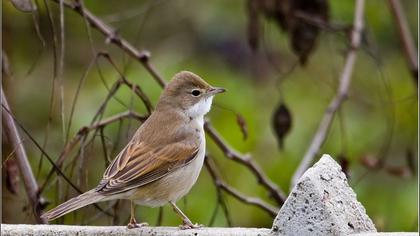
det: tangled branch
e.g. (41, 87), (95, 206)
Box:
(205, 156), (279, 217)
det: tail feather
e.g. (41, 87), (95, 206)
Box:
(41, 189), (105, 221)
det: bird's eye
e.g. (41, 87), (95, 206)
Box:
(191, 89), (201, 97)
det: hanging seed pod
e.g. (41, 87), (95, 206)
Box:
(272, 102), (292, 149)
(290, 24), (319, 65)
(385, 166), (411, 178)
(360, 154), (378, 169)
(260, 0), (290, 31)
(288, 0), (329, 65)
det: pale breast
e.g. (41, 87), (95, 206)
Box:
(130, 118), (206, 207)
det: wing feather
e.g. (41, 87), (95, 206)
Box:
(96, 141), (199, 195)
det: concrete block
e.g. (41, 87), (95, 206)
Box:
(0, 224), (269, 236)
(271, 154), (377, 236)
(351, 233), (419, 236)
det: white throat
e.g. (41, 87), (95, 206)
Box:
(186, 96), (214, 119)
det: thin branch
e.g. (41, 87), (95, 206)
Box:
(40, 111), (146, 193)
(51, 0), (167, 87)
(291, 0), (366, 187)
(1, 89), (47, 224)
(1, 102), (113, 217)
(37, 0), (59, 184)
(41, 75), (124, 192)
(387, 0), (418, 84)
(99, 52), (154, 114)
(58, 0), (66, 141)
(99, 127), (110, 166)
(205, 122), (286, 205)
(205, 157), (279, 217)
(84, 111), (147, 132)
(155, 207), (164, 226)
(206, 158), (232, 227)
(31, 0), (46, 48)
(25, 0), (46, 77)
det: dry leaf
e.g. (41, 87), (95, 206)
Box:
(256, 0), (329, 64)
(260, 0), (289, 30)
(5, 158), (20, 194)
(385, 166), (411, 178)
(272, 102), (292, 149)
(360, 154), (379, 169)
(289, 0), (329, 65)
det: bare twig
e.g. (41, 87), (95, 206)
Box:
(2, 102), (114, 217)
(83, 111), (147, 132)
(1, 89), (47, 223)
(31, 0), (46, 48)
(205, 122), (286, 205)
(206, 158), (232, 227)
(387, 0), (418, 84)
(51, 0), (167, 87)
(42, 73), (132, 192)
(58, 0), (66, 141)
(37, 0), (59, 182)
(40, 111), (146, 192)
(99, 52), (154, 114)
(291, 0), (366, 187)
(65, 54), (96, 143)
(25, 0), (46, 77)
(205, 157), (279, 217)
(155, 207), (164, 226)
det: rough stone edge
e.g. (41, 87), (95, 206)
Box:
(271, 154), (377, 235)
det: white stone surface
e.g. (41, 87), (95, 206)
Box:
(351, 233), (419, 236)
(0, 224), (269, 236)
(271, 154), (377, 236)
(1, 224), (416, 236)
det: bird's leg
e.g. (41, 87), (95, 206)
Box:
(169, 201), (203, 230)
(127, 200), (148, 229)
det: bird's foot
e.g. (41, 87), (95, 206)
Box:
(127, 221), (148, 229)
(179, 220), (203, 230)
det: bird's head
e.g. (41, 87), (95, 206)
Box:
(156, 71), (225, 118)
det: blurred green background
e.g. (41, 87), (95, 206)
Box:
(2, 0), (418, 232)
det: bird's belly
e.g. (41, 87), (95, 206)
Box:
(130, 144), (206, 207)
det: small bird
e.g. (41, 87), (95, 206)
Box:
(41, 71), (225, 229)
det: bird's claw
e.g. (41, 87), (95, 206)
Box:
(127, 222), (148, 229)
(179, 222), (203, 230)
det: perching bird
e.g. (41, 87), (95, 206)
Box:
(41, 71), (225, 229)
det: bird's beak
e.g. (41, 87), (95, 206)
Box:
(208, 87), (226, 95)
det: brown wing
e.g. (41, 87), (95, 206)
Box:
(96, 141), (199, 195)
